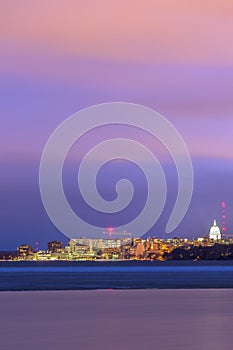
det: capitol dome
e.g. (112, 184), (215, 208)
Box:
(209, 220), (221, 240)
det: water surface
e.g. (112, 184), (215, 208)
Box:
(1, 260), (233, 290)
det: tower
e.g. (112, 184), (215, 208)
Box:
(209, 219), (221, 240)
(221, 201), (227, 234)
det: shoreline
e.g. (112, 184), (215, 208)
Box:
(1, 286), (233, 292)
(0, 287), (233, 292)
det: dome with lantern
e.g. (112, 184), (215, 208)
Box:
(209, 219), (221, 240)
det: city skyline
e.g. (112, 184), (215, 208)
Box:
(1, 218), (231, 255)
(3, 222), (233, 262)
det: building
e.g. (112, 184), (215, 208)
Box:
(69, 238), (93, 259)
(17, 245), (34, 259)
(102, 239), (122, 249)
(209, 220), (221, 240)
(48, 241), (63, 253)
(92, 239), (103, 251)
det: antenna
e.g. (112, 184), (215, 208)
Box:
(221, 201), (227, 233)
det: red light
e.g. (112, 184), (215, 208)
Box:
(221, 201), (226, 209)
(108, 227), (113, 232)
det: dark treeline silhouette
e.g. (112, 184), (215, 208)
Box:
(164, 244), (233, 260)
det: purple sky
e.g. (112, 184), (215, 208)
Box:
(1, 1), (233, 249)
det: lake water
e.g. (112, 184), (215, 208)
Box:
(1, 289), (233, 350)
(1, 260), (233, 290)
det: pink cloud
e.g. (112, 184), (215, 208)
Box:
(0, 0), (233, 66)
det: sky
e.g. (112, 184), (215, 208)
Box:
(1, 0), (233, 249)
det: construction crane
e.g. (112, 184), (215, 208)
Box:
(102, 227), (132, 238)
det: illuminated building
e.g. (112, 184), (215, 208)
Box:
(69, 238), (93, 259)
(48, 241), (63, 253)
(209, 220), (221, 240)
(135, 243), (144, 259)
(92, 239), (103, 251)
(102, 239), (121, 249)
(17, 245), (34, 259)
(36, 250), (51, 260)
